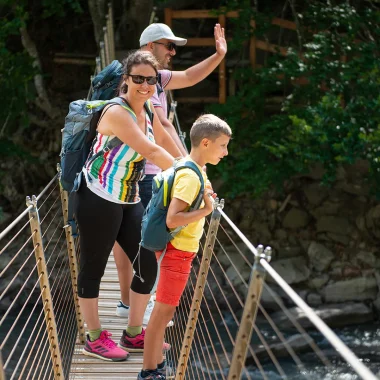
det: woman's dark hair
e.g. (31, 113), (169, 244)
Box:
(118, 50), (160, 94)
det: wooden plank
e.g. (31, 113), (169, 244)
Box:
(171, 9), (218, 19)
(175, 97), (219, 103)
(186, 38), (215, 46)
(255, 39), (288, 55)
(164, 8), (172, 28)
(272, 17), (297, 30)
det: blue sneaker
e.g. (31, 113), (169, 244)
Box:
(157, 360), (174, 378)
(137, 370), (165, 379)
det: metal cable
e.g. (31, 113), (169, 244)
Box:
(2, 273), (43, 353)
(186, 268), (222, 379)
(0, 218), (31, 256)
(218, 223), (253, 266)
(0, 257), (40, 324)
(261, 260), (378, 380)
(36, 174), (59, 202)
(0, 231), (36, 277)
(16, 306), (47, 379)
(218, 208), (258, 257)
(253, 324), (288, 379)
(24, 301), (50, 379)
(180, 277), (208, 380)
(39, 193), (60, 226)
(41, 206), (62, 240)
(0, 175), (57, 242)
(258, 302), (312, 377)
(263, 283), (332, 368)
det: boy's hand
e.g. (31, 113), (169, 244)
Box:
(203, 189), (216, 215)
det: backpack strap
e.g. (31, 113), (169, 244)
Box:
(173, 161), (205, 211)
(85, 97), (154, 167)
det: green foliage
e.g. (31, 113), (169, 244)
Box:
(0, 0), (83, 143)
(208, 1), (380, 197)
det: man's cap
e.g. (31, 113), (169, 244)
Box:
(139, 23), (187, 47)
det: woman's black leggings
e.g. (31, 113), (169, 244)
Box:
(75, 181), (157, 298)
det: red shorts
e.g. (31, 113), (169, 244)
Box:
(155, 242), (196, 306)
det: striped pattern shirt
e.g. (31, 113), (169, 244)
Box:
(84, 101), (154, 203)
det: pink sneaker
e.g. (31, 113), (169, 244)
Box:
(83, 330), (129, 361)
(119, 328), (171, 353)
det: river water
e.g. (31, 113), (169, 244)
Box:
(200, 320), (380, 379)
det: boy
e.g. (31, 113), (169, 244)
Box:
(137, 114), (232, 379)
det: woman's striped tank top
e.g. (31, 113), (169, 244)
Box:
(84, 100), (154, 203)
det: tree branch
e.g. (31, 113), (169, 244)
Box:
(19, 26), (59, 119)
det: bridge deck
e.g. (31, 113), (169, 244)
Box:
(69, 254), (144, 379)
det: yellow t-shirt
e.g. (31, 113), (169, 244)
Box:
(170, 158), (208, 253)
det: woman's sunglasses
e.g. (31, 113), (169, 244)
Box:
(128, 74), (158, 85)
(153, 41), (177, 52)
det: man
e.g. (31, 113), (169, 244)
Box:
(113, 22), (227, 346)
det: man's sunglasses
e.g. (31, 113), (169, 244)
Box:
(128, 74), (158, 85)
(153, 41), (177, 52)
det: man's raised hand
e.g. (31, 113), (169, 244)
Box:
(214, 23), (227, 57)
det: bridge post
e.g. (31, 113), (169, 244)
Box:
(175, 198), (224, 380)
(0, 349), (5, 380)
(59, 185), (86, 344)
(26, 195), (64, 379)
(227, 245), (272, 380)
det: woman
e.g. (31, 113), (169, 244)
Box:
(75, 50), (182, 361)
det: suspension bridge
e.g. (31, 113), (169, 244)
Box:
(1, 4), (379, 380)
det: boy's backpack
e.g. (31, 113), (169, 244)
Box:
(90, 60), (123, 100)
(59, 96), (153, 234)
(140, 160), (205, 252)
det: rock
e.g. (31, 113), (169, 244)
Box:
(274, 229), (287, 241)
(216, 244), (252, 269)
(336, 180), (370, 196)
(277, 246), (303, 258)
(271, 302), (374, 329)
(307, 293), (323, 306)
(267, 199), (278, 210)
(259, 286), (282, 311)
(239, 207), (254, 230)
(225, 264), (252, 287)
(357, 251), (377, 268)
(342, 265), (362, 278)
(307, 242), (335, 272)
(304, 183), (328, 206)
(373, 297), (380, 315)
(322, 277), (378, 302)
(267, 256), (310, 285)
(310, 201), (341, 219)
(251, 221), (272, 240)
(247, 334), (314, 363)
(316, 216), (352, 235)
(326, 232), (350, 245)
(308, 274), (329, 290)
(283, 208), (310, 229)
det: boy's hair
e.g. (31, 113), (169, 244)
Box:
(190, 114), (232, 147)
